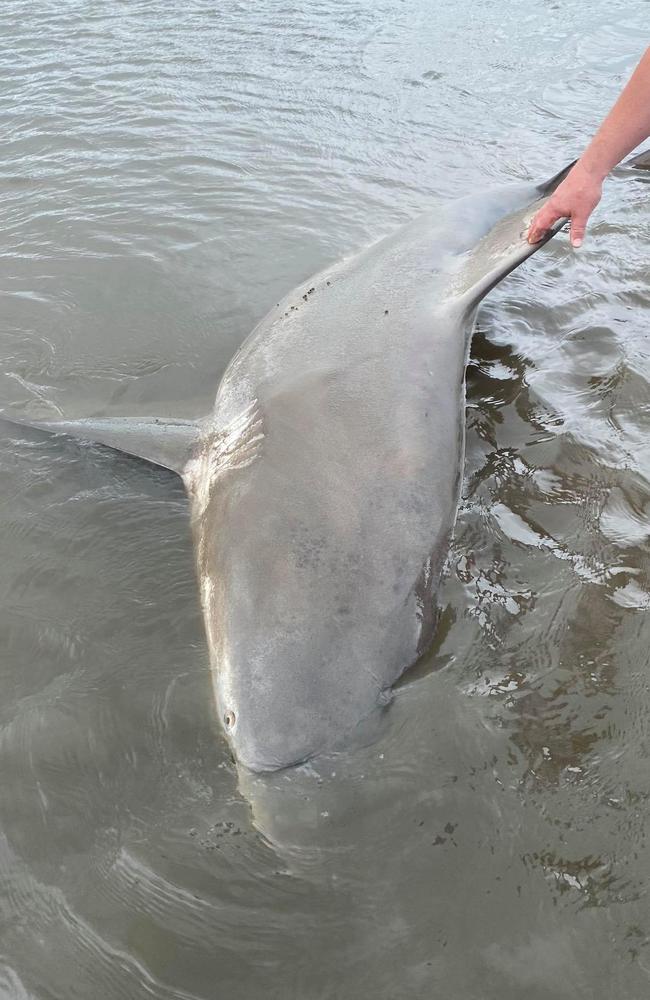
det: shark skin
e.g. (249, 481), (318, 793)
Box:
(2, 164), (573, 772)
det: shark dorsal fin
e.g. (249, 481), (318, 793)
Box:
(454, 160), (576, 310)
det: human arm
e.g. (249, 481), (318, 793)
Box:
(528, 45), (650, 247)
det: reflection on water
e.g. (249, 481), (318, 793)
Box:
(0, 1), (649, 997)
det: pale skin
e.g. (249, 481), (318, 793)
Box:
(528, 45), (650, 248)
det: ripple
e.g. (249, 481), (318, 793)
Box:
(1, 0), (650, 997)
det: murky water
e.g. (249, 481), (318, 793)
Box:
(1, 2), (649, 997)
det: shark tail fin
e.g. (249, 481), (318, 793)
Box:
(626, 148), (650, 170)
(456, 159), (577, 311)
(1, 413), (201, 476)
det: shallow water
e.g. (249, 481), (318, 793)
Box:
(0, 2), (649, 997)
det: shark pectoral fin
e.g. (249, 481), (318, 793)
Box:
(1, 414), (201, 475)
(454, 160), (576, 311)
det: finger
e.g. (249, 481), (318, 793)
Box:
(527, 204), (559, 244)
(569, 213), (587, 248)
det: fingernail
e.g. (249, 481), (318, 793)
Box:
(572, 238), (582, 248)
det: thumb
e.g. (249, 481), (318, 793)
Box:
(570, 212), (587, 248)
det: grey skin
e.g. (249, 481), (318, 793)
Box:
(3, 164), (573, 772)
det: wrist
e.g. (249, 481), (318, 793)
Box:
(577, 146), (614, 184)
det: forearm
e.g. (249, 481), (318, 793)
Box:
(528, 44), (650, 246)
(579, 45), (650, 180)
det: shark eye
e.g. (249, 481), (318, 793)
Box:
(224, 710), (236, 728)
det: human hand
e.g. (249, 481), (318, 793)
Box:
(527, 161), (603, 248)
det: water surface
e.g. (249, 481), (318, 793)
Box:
(1, 2), (649, 997)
